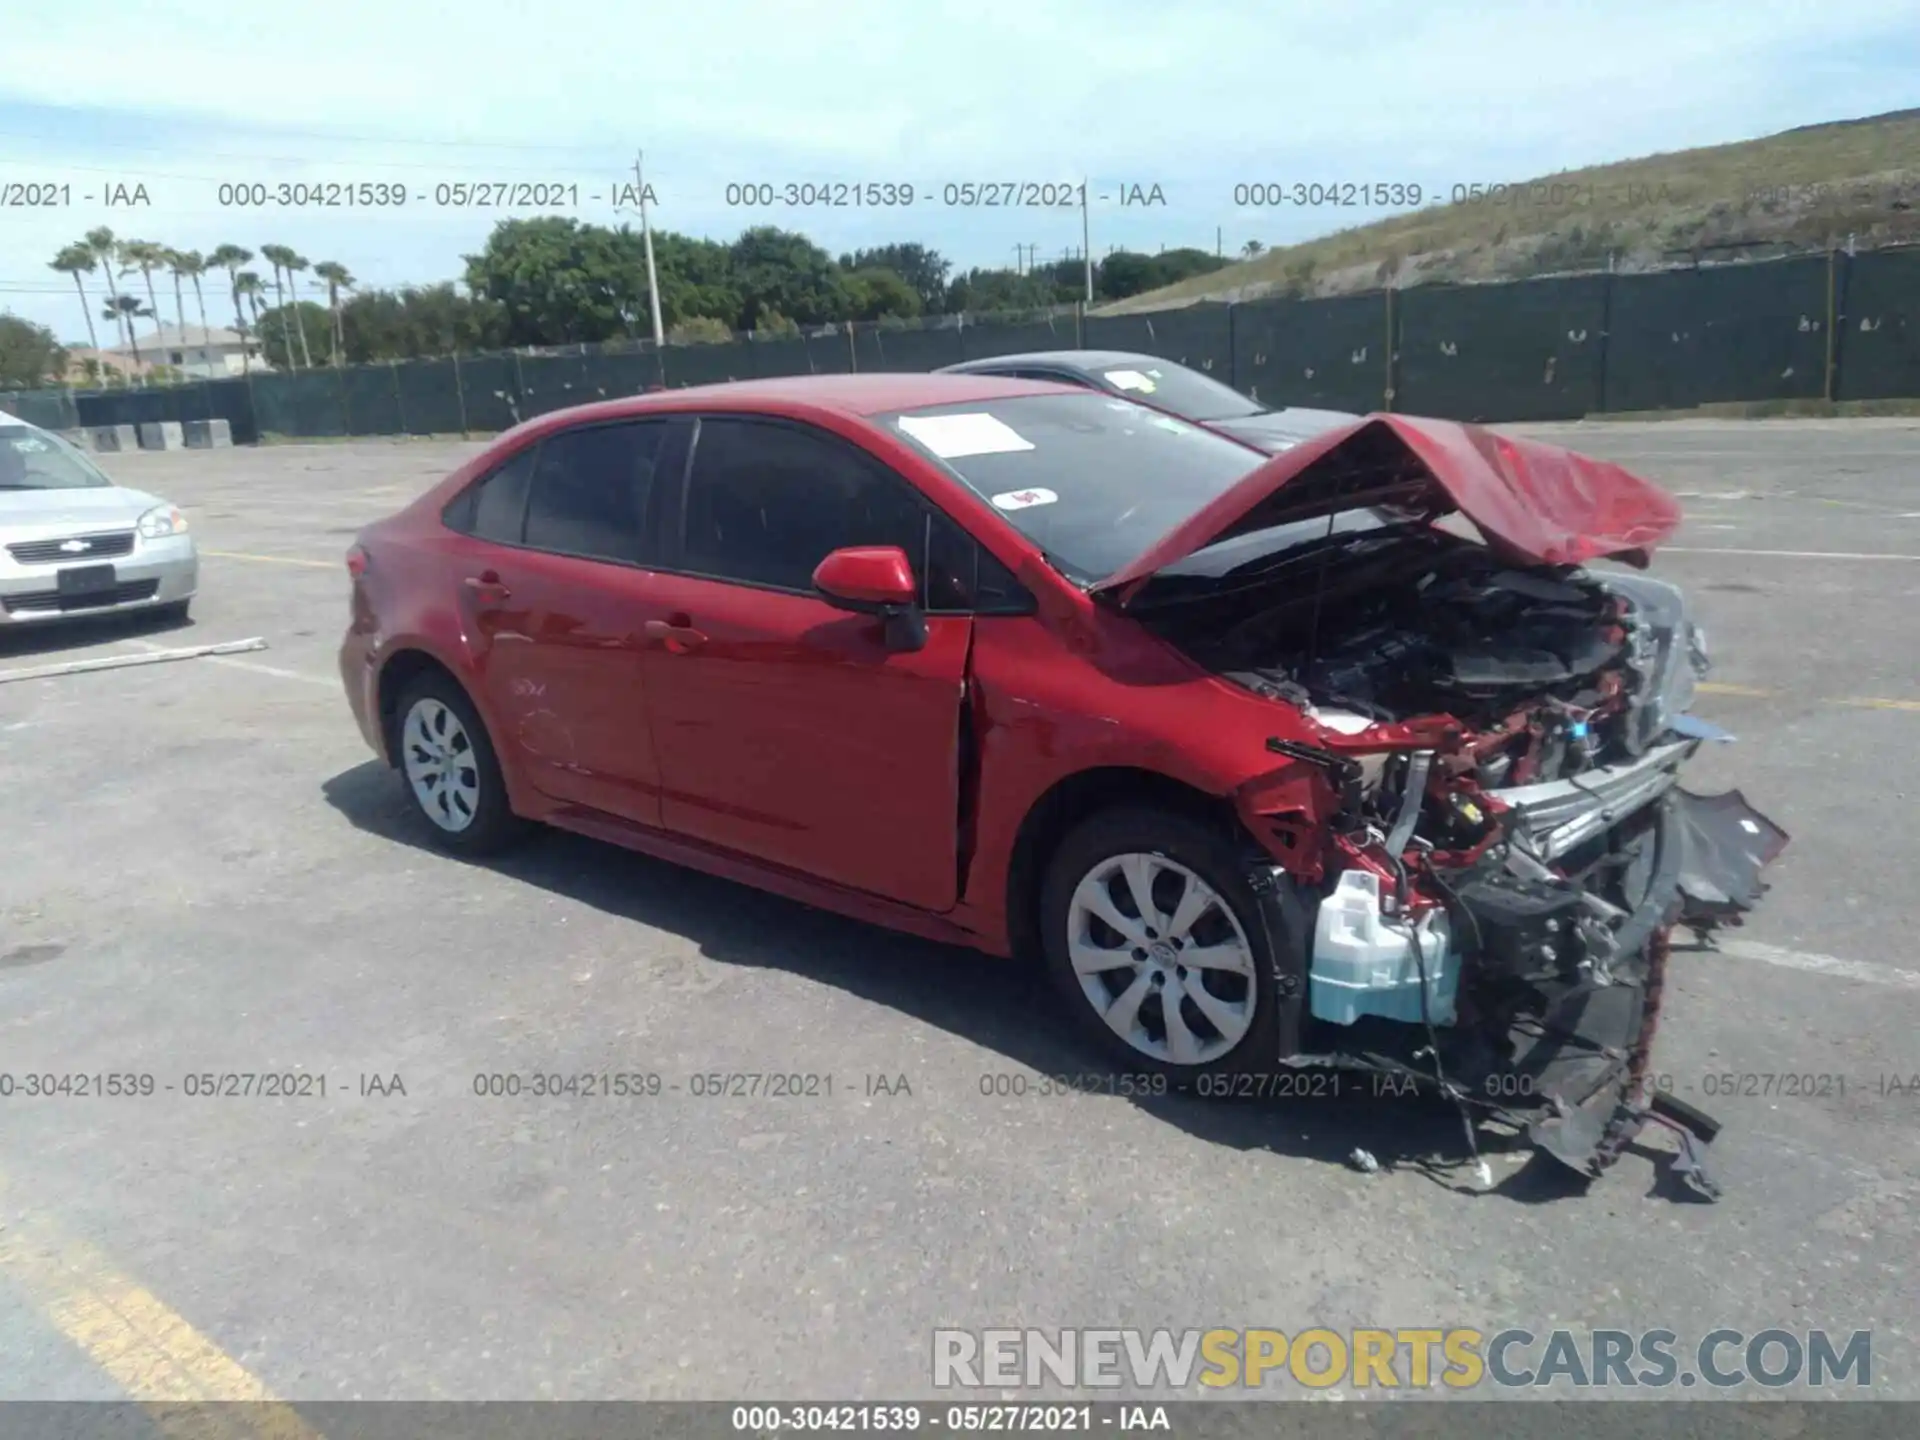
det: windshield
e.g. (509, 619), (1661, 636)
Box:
(0, 425), (115, 491)
(884, 392), (1268, 583)
(1096, 361), (1266, 423)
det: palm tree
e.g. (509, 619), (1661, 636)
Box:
(49, 243), (103, 357)
(258, 244), (300, 371)
(1242, 239), (1266, 258)
(161, 248), (195, 372)
(207, 245), (254, 373)
(235, 272), (268, 366)
(85, 228), (131, 359)
(174, 250), (213, 367)
(120, 241), (169, 373)
(284, 251), (317, 369)
(312, 261), (355, 366)
(104, 295), (154, 372)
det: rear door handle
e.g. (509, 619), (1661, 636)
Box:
(464, 572), (511, 602)
(644, 617), (708, 653)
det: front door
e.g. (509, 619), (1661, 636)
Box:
(640, 415), (972, 913)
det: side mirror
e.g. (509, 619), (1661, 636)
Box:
(812, 545), (927, 652)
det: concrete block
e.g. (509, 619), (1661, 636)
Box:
(136, 421), (184, 450)
(88, 425), (139, 452)
(182, 418), (233, 449)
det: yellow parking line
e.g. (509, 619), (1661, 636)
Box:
(0, 1187), (323, 1438)
(1695, 681), (1920, 713)
(199, 550), (338, 570)
(1836, 695), (1920, 713)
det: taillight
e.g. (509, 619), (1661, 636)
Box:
(346, 544), (369, 579)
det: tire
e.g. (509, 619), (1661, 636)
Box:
(392, 670), (529, 855)
(1039, 807), (1280, 1082)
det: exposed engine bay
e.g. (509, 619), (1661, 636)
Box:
(1137, 519), (1789, 1200)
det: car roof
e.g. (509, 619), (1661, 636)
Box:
(562, 372), (1084, 424)
(944, 350), (1162, 373)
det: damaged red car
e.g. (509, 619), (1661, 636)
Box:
(339, 375), (1787, 1196)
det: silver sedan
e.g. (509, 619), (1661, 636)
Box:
(0, 416), (198, 627)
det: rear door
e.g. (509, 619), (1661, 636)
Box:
(639, 415), (989, 912)
(449, 417), (688, 826)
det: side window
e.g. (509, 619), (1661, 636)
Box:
(681, 419), (929, 594)
(523, 421), (669, 564)
(447, 446), (536, 543)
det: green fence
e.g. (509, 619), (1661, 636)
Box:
(12, 245), (1916, 443)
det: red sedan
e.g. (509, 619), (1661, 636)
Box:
(340, 374), (1784, 1195)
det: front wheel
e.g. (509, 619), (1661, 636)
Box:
(1039, 808), (1281, 1080)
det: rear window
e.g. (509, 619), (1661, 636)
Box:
(881, 392), (1266, 584)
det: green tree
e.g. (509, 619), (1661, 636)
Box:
(650, 230), (742, 330)
(207, 245), (255, 372)
(48, 243), (103, 356)
(946, 267), (1055, 313)
(312, 260), (355, 365)
(728, 227), (846, 328)
(258, 245), (300, 370)
(339, 284), (507, 362)
(0, 314), (66, 388)
(119, 241), (169, 360)
(840, 243), (951, 313)
(464, 217), (654, 345)
(252, 300), (331, 371)
(1242, 239), (1266, 258)
(841, 267), (922, 322)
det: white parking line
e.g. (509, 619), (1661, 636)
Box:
(1710, 939), (1920, 991)
(119, 636), (333, 687)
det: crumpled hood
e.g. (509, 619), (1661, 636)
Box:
(1090, 414), (1684, 604)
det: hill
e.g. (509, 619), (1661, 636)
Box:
(1099, 109), (1920, 314)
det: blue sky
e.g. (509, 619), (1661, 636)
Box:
(4, 0), (1915, 345)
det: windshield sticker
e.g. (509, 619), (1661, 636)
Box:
(1105, 369), (1156, 393)
(990, 487), (1058, 511)
(897, 412), (1035, 459)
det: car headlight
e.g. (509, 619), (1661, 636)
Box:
(138, 505), (189, 539)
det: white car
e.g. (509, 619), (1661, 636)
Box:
(0, 413), (198, 627)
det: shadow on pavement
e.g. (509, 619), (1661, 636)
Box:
(323, 757), (1611, 1207)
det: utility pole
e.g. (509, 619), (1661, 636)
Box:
(1012, 243), (1025, 274)
(632, 150), (665, 349)
(1081, 179), (1093, 302)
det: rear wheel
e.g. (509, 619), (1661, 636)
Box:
(1039, 808), (1280, 1080)
(393, 671), (528, 855)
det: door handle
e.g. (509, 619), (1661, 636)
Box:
(463, 572), (511, 602)
(644, 618), (708, 653)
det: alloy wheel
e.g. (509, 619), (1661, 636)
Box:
(1065, 851), (1258, 1066)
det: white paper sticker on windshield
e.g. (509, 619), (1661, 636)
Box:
(991, 487), (1058, 511)
(897, 412), (1034, 458)
(1105, 369), (1156, 393)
